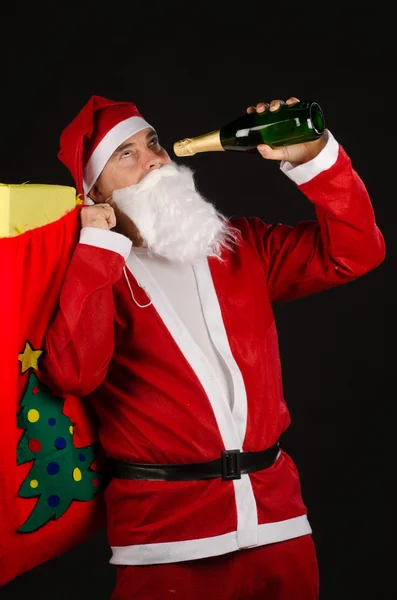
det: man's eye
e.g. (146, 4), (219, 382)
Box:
(121, 150), (132, 158)
(149, 137), (159, 147)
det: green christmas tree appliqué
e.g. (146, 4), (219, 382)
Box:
(17, 370), (103, 533)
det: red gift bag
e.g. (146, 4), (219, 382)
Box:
(0, 205), (106, 586)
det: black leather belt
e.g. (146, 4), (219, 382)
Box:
(106, 442), (280, 482)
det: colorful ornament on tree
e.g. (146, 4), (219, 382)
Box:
(17, 345), (103, 533)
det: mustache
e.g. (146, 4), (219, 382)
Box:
(113, 163), (195, 200)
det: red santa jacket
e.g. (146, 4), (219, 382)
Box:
(39, 133), (385, 565)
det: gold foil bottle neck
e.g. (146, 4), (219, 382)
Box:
(173, 130), (223, 157)
(173, 138), (196, 157)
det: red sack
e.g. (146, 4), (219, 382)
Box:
(0, 206), (106, 586)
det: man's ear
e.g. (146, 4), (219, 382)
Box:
(87, 184), (99, 204)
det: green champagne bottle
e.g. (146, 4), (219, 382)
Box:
(173, 100), (325, 157)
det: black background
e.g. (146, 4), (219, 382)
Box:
(1, 3), (394, 599)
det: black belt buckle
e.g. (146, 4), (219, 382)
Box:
(221, 449), (241, 481)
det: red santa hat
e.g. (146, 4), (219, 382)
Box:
(57, 95), (152, 199)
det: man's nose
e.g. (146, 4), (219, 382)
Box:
(143, 148), (164, 172)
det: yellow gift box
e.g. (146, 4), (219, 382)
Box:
(0, 183), (78, 237)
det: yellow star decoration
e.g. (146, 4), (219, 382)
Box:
(18, 342), (44, 374)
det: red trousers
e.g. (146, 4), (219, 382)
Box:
(111, 534), (319, 600)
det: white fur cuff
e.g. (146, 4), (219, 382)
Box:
(280, 130), (339, 185)
(79, 227), (132, 261)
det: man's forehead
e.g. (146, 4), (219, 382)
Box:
(114, 127), (156, 151)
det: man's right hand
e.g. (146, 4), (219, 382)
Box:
(80, 203), (117, 230)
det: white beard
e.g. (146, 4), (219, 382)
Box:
(111, 163), (240, 263)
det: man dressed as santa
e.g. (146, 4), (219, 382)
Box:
(40, 95), (385, 599)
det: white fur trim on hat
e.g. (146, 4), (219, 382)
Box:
(83, 116), (151, 195)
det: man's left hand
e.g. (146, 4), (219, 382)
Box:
(247, 97), (327, 165)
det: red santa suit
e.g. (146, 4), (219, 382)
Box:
(39, 127), (385, 579)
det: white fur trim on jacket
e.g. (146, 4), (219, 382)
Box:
(280, 130), (339, 185)
(79, 226), (132, 261)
